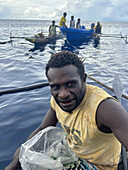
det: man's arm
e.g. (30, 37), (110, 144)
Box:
(56, 25), (60, 28)
(97, 98), (128, 150)
(5, 107), (58, 170)
(49, 25), (51, 35)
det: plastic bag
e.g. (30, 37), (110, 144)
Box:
(19, 126), (78, 170)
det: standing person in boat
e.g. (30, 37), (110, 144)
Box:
(49, 20), (59, 36)
(59, 12), (67, 27)
(5, 51), (128, 170)
(95, 21), (102, 33)
(70, 15), (75, 28)
(76, 18), (81, 29)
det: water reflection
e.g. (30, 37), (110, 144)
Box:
(61, 36), (100, 52)
(61, 39), (91, 53)
(29, 45), (45, 52)
(29, 36), (100, 52)
(29, 40), (57, 52)
(93, 36), (100, 48)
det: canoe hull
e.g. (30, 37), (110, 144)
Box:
(25, 33), (63, 45)
(60, 26), (93, 41)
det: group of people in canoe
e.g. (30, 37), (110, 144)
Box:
(59, 12), (102, 33)
(35, 12), (102, 38)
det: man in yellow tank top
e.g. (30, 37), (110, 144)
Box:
(49, 20), (59, 36)
(59, 12), (67, 27)
(6, 51), (128, 170)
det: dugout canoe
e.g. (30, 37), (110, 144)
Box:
(25, 33), (63, 46)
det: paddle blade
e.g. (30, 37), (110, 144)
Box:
(113, 74), (123, 103)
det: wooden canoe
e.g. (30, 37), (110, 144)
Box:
(25, 33), (63, 45)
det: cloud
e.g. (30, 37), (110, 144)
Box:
(0, 0), (128, 21)
(101, 0), (128, 21)
(37, 12), (57, 19)
(0, 6), (11, 18)
(24, 7), (41, 17)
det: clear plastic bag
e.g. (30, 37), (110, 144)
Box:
(19, 126), (78, 170)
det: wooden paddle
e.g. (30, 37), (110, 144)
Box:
(113, 74), (127, 170)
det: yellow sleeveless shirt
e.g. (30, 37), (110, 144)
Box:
(50, 84), (121, 169)
(59, 16), (66, 27)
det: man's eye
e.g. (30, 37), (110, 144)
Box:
(51, 85), (59, 90)
(67, 82), (76, 87)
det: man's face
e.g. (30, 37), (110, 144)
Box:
(52, 21), (55, 25)
(47, 65), (86, 113)
(64, 13), (67, 17)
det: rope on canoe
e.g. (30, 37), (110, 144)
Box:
(64, 33), (78, 50)
(64, 33), (87, 62)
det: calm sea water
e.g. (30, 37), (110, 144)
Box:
(0, 19), (128, 169)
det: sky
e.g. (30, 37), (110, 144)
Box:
(0, 0), (128, 21)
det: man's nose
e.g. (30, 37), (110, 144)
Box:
(58, 87), (70, 98)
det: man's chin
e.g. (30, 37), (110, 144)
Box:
(58, 103), (76, 113)
(60, 107), (73, 113)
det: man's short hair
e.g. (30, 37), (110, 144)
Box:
(63, 12), (67, 16)
(45, 51), (85, 79)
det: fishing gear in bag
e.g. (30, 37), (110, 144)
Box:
(19, 126), (78, 170)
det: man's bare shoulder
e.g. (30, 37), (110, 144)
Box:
(97, 98), (128, 130)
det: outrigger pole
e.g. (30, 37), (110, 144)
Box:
(0, 82), (49, 96)
(101, 33), (128, 43)
(0, 75), (128, 101)
(87, 75), (128, 100)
